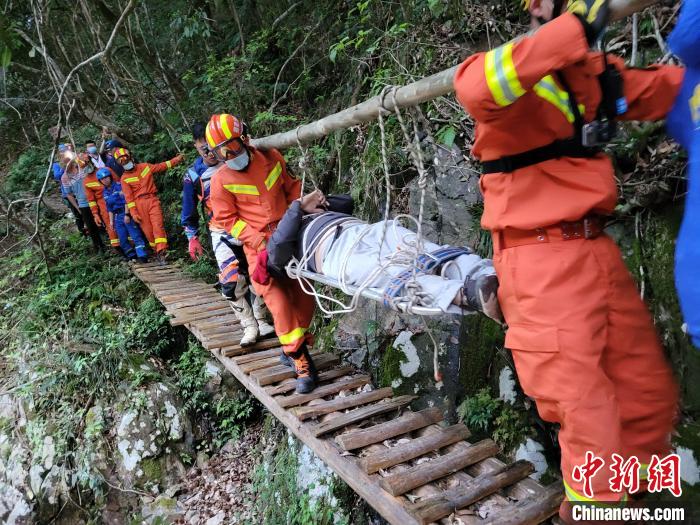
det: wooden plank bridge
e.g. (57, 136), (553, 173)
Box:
(132, 261), (564, 525)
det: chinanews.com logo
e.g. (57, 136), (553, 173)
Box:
(570, 451), (689, 523)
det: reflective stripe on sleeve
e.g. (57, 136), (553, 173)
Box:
(230, 220), (247, 239)
(140, 166), (151, 178)
(166, 160), (172, 169)
(265, 162), (282, 190)
(124, 177), (139, 183)
(484, 41), (525, 107)
(85, 182), (101, 188)
(110, 239), (120, 246)
(127, 202), (136, 209)
(154, 237), (167, 244)
(88, 201), (97, 208)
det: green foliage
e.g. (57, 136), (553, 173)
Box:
(173, 339), (210, 414)
(4, 146), (51, 194)
(252, 426), (344, 525)
(213, 393), (256, 447)
(457, 387), (532, 452)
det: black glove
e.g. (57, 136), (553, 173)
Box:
(567, 0), (610, 45)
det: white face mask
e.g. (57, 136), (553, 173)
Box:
(123, 161), (134, 170)
(225, 150), (250, 171)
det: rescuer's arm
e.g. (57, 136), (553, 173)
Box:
(210, 175), (267, 251)
(83, 183), (102, 225)
(276, 151), (301, 205)
(454, 13), (590, 120)
(121, 181), (140, 222)
(607, 55), (685, 122)
(150, 154), (185, 174)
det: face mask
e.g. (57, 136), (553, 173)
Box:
(123, 161), (134, 170)
(225, 150), (250, 171)
(87, 146), (98, 155)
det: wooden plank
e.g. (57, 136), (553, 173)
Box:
(220, 337), (281, 356)
(171, 309), (237, 326)
(159, 290), (217, 302)
(192, 316), (240, 331)
(313, 396), (416, 437)
(337, 407), (444, 452)
(165, 295), (229, 311)
(233, 348), (287, 365)
(265, 366), (355, 396)
(360, 423), (470, 474)
(408, 460), (535, 524)
(252, 354), (340, 386)
(277, 375), (371, 408)
(378, 439), (500, 496)
(293, 388), (394, 421)
(197, 323), (242, 337)
(168, 302), (232, 318)
(213, 354), (422, 525)
(480, 483), (563, 525)
(151, 282), (205, 293)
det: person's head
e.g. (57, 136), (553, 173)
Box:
(205, 114), (251, 171)
(113, 147), (135, 171)
(96, 167), (114, 188)
(77, 152), (96, 175)
(60, 147), (76, 167)
(104, 139), (122, 155)
(85, 140), (98, 156)
(192, 122), (218, 167)
(523, 0), (566, 28)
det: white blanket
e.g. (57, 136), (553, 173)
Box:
(320, 221), (494, 313)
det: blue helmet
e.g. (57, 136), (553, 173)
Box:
(57, 144), (67, 153)
(104, 139), (122, 150)
(96, 168), (113, 181)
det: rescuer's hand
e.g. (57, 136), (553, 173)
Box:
(130, 212), (141, 224)
(567, 0), (610, 45)
(94, 215), (103, 227)
(188, 236), (204, 260)
(300, 189), (328, 214)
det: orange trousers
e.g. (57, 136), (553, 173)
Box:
(134, 195), (167, 253)
(246, 246), (315, 355)
(496, 235), (677, 505)
(96, 201), (119, 248)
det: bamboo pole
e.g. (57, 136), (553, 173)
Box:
(251, 0), (660, 152)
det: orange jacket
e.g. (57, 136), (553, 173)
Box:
(83, 172), (109, 223)
(121, 156), (183, 211)
(209, 147), (300, 251)
(454, 13), (684, 232)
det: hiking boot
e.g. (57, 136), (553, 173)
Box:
(137, 256), (148, 264)
(155, 252), (168, 266)
(279, 352), (294, 367)
(230, 298), (259, 347)
(291, 345), (318, 394)
(463, 273), (504, 323)
(252, 295), (275, 337)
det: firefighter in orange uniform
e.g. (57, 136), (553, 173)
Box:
(83, 165), (120, 251)
(113, 147), (183, 260)
(454, 0), (683, 518)
(206, 114), (319, 394)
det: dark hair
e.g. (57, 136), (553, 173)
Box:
(192, 123), (206, 142)
(85, 140), (96, 146)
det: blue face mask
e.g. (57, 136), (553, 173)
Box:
(225, 150), (250, 171)
(123, 161), (134, 171)
(87, 146), (98, 155)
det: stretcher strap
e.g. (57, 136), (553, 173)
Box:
(382, 247), (471, 308)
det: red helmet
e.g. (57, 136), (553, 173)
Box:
(205, 114), (247, 150)
(113, 147), (131, 163)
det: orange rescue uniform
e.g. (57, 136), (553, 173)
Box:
(83, 170), (119, 248)
(209, 147), (315, 355)
(454, 13), (682, 506)
(121, 156), (182, 253)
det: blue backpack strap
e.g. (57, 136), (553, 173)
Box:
(382, 247), (473, 308)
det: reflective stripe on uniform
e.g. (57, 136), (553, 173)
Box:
(224, 183), (260, 196)
(127, 202), (136, 209)
(220, 113), (233, 139)
(154, 237), (167, 244)
(88, 201), (97, 208)
(265, 162), (282, 190)
(85, 182), (101, 188)
(110, 239), (120, 245)
(279, 327), (307, 345)
(563, 479), (628, 507)
(149, 242), (156, 248)
(230, 220), (247, 239)
(165, 160), (172, 169)
(140, 166), (151, 178)
(124, 177), (139, 183)
(484, 41), (525, 107)
(533, 75), (583, 124)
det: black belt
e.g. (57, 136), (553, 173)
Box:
(481, 138), (600, 174)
